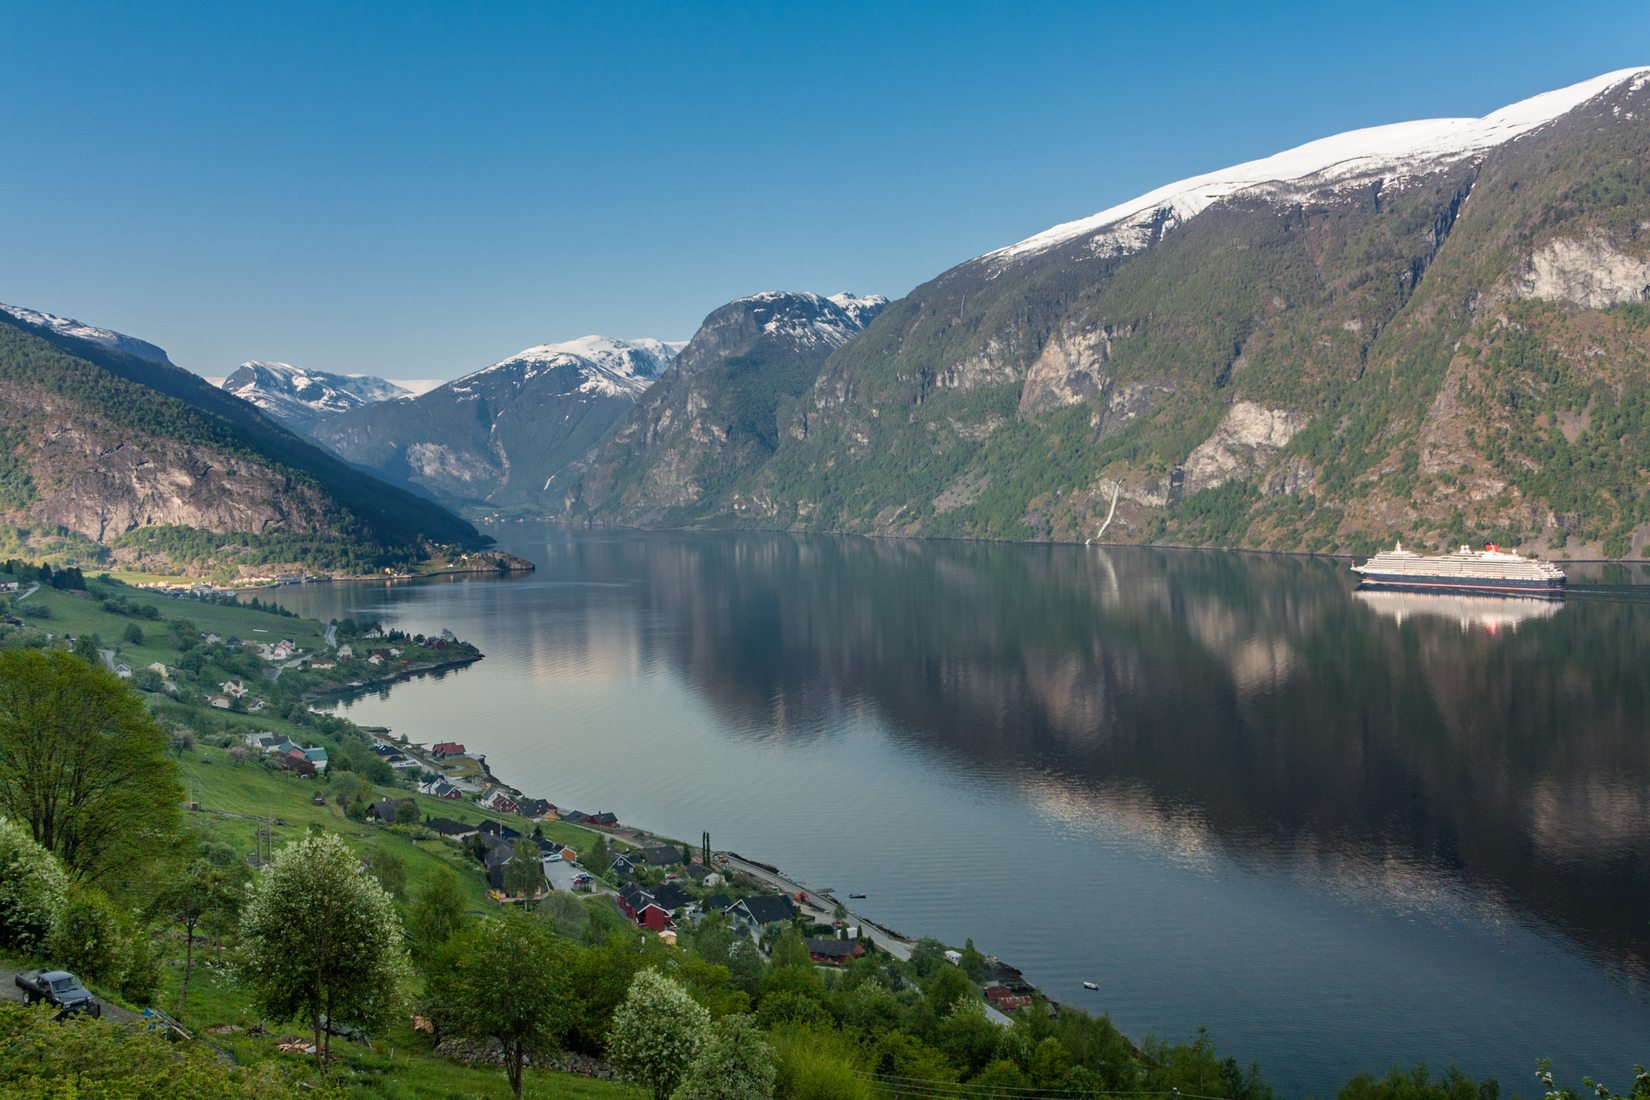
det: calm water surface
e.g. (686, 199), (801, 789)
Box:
(265, 527), (1650, 1098)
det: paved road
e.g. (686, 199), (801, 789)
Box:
(15, 583), (39, 602)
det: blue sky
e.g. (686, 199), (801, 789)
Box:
(2, 1), (1646, 382)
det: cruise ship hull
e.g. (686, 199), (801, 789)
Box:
(1356, 572), (1565, 598)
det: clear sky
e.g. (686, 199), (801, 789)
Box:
(2, 0), (1647, 383)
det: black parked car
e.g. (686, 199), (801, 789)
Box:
(14, 970), (102, 1017)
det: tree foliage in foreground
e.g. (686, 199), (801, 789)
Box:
(0, 649), (182, 889)
(608, 968), (710, 1100)
(0, 1003), (323, 1099)
(236, 832), (409, 1076)
(424, 910), (574, 1099)
(0, 815), (67, 952)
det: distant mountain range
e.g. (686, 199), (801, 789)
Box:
(9, 66), (1650, 560)
(0, 303), (480, 577)
(313, 336), (683, 510)
(223, 361), (412, 435)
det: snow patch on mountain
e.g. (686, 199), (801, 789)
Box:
(734, 291), (886, 349)
(222, 361), (412, 432)
(987, 66), (1650, 266)
(0, 302), (172, 364)
(448, 336), (684, 400)
(828, 292), (892, 329)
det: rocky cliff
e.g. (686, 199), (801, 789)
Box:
(716, 68), (1650, 559)
(571, 292), (886, 524)
(0, 309), (480, 573)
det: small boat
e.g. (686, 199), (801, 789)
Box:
(849, 893), (866, 899)
(1082, 981), (1099, 991)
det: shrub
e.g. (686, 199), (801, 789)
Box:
(0, 817), (68, 953)
(48, 887), (132, 985)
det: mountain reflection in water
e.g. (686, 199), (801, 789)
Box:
(275, 529), (1650, 1096)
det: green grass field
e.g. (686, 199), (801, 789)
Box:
(0, 576), (647, 1097)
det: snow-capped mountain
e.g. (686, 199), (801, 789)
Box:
(694, 67), (1650, 555)
(447, 335), (682, 400)
(827, 292), (892, 330)
(572, 290), (889, 523)
(987, 66), (1650, 266)
(0, 302), (172, 365)
(314, 335), (683, 512)
(222, 361), (412, 436)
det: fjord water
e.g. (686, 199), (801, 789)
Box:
(277, 528), (1649, 1097)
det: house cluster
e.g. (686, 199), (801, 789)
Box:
(368, 739), (423, 773)
(240, 732), (328, 775)
(558, 809), (620, 828)
(616, 887), (801, 937)
(979, 957), (1036, 1013)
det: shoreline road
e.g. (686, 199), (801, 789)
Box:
(718, 854), (1014, 1026)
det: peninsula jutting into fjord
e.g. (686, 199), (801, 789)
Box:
(1352, 541), (1568, 597)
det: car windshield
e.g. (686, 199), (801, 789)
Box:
(49, 979), (77, 992)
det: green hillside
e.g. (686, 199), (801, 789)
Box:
(0, 315), (483, 575)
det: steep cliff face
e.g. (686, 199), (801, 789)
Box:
(0, 311), (480, 571)
(726, 68), (1650, 558)
(572, 292), (886, 524)
(317, 336), (680, 512)
(0, 377), (337, 542)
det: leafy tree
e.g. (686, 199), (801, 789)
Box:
(362, 846), (407, 902)
(236, 832), (409, 1075)
(0, 650), (183, 887)
(49, 886), (132, 985)
(908, 936), (947, 977)
(71, 635), (98, 664)
(157, 857), (246, 1018)
(583, 834), (612, 876)
(1536, 1059), (1650, 1100)
(393, 799), (419, 826)
(406, 866), (469, 966)
(0, 816), (67, 952)
(608, 968), (711, 1100)
(122, 622), (144, 645)
(958, 937), (987, 982)
(425, 911), (573, 1099)
(503, 837), (542, 904)
(672, 1014), (775, 1099)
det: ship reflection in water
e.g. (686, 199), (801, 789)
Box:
(1354, 588), (1565, 632)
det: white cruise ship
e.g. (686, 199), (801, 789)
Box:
(1351, 541), (1566, 598)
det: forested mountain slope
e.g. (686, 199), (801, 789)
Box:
(570, 291), (887, 524)
(715, 69), (1650, 558)
(0, 309), (481, 574)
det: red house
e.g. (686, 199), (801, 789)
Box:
(432, 741), (467, 758)
(984, 985), (1032, 1012)
(635, 903), (674, 932)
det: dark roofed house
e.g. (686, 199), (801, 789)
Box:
(610, 853), (640, 877)
(279, 752), (317, 777)
(684, 863), (713, 882)
(616, 884), (655, 921)
(651, 882), (693, 911)
(425, 818), (479, 840)
(560, 810), (589, 825)
(431, 741), (466, 758)
(729, 894), (796, 934)
(367, 798), (416, 824)
(516, 796), (553, 818)
(703, 894), (733, 914)
(589, 811), (619, 828)
(536, 839), (578, 862)
(479, 820), (521, 841)
(807, 938), (866, 965)
(641, 845), (683, 868)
